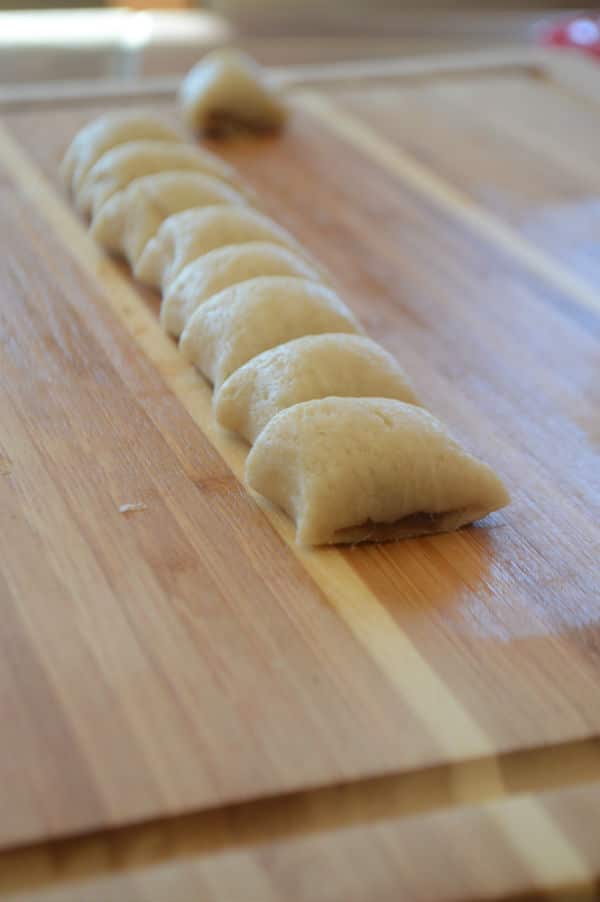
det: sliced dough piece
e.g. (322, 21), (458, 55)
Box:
(91, 171), (246, 267)
(135, 206), (307, 291)
(215, 334), (420, 443)
(179, 276), (361, 390)
(180, 49), (287, 135)
(161, 241), (322, 337)
(61, 111), (181, 194)
(246, 397), (510, 545)
(76, 140), (238, 218)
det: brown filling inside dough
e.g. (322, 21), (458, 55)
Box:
(333, 510), (467, 544)
(204, 110), (281, 137)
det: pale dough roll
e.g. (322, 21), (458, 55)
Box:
(180, 49), (287, 135)
(215, 334), (420, 443)
(246, 397), (510, 545)
(76, 140), (237, 218)
(161, 241), (322, 337)
(91, 171), (246, 268)
(135, 206), (307, 291)
(61, 111), (181, 194)
(179, 276), (361, 390)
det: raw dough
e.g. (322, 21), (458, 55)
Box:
(61, 111), (181, 193)
(90, 171), (246, 267)
(179, 276), (361, 390)
(135, 206), (307, 290)
(179, 49), (287, 135)
(246, 397), (510, 545)
(161, 241), (322, 337)
(215, 333), (420, 443)
(76, 140), (237, 218)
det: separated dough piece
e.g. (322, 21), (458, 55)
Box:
(61, 111), (181, 194)
(215, 334), (420, 443)
(161, 241), (322, 337)
(246, 397), (509, 545)
(180, 49), (287, 135)
(180, 276), (361, 390)
(136, 206), (307, 291)
(91, 171), (246, 268)
(76, 140), (238, 218)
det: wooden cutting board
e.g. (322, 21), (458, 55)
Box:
(0, 47), (599, 900)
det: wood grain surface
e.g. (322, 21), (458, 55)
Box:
(333, 75), (600, 290)
(2, 738), (600, 900)
(0, 48), (599, 900)
(4, 780), (600, 902)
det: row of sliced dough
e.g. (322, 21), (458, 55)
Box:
(62, 111), (243, 223)
(63, 109), (509, 544)
(135, 206), (312, 291)
(78, 140), (240, 218)
(61, 111), (181, 193)
(161, 241), (322, 337)
(91, 171), (247, 269)
(215, 333), (420, 443)
(180, 276), (361, 389)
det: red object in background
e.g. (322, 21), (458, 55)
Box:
(541, 13), (600, 59)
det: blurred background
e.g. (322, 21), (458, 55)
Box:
(0, 2), (590, 85)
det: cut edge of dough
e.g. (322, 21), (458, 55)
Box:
(246, 397), (510, 547)
(312, 505), (502, 547)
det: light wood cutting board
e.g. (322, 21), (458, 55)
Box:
(0, 46), (599, 899)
